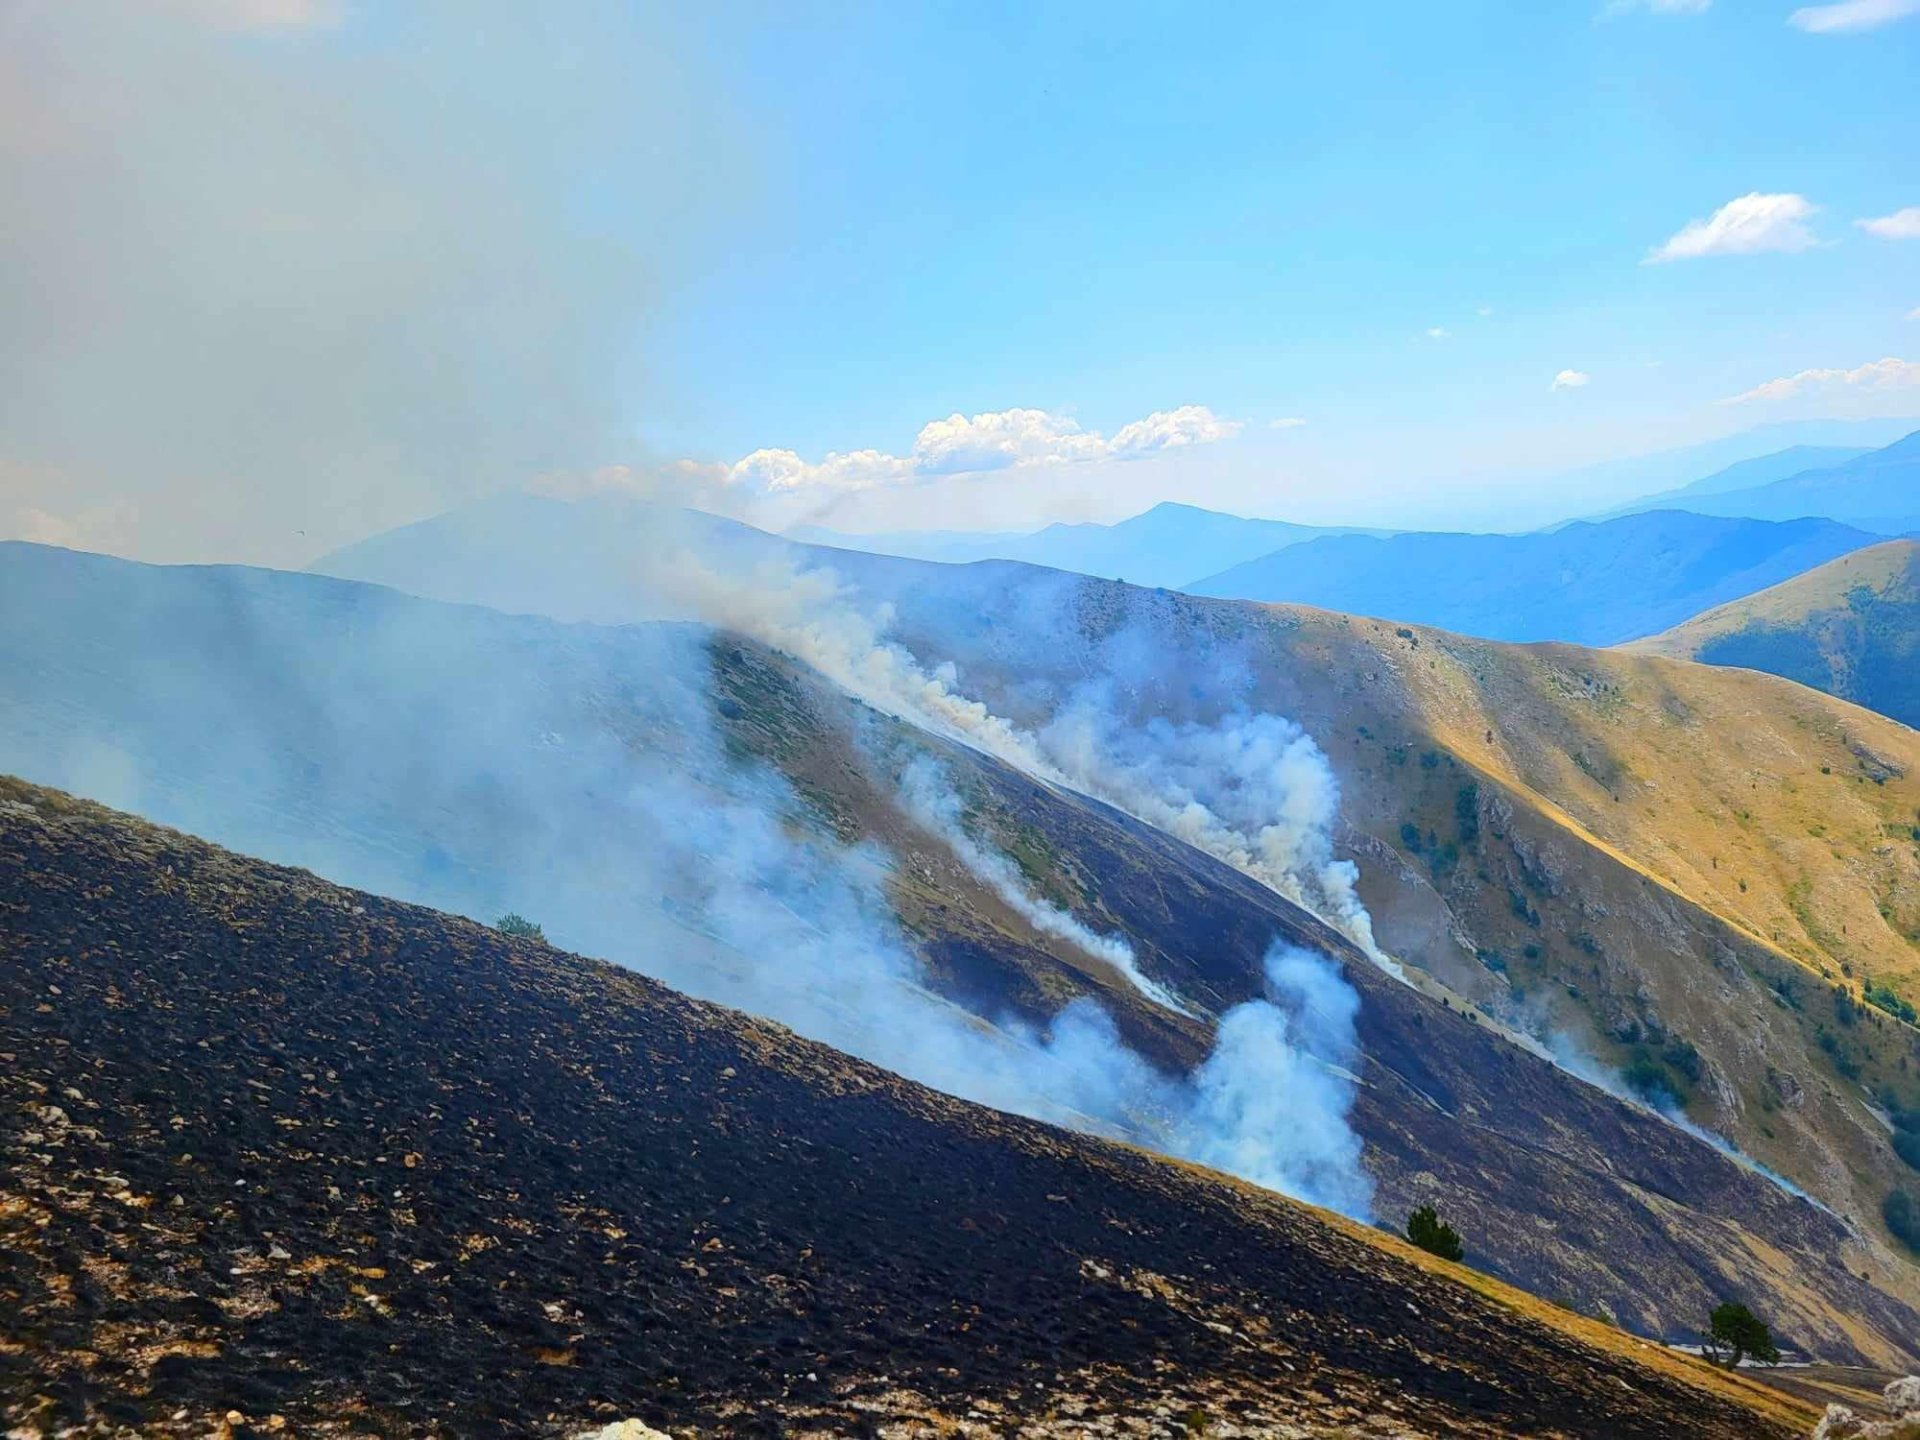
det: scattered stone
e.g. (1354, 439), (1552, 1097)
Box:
(578, 1422), (671, 1440)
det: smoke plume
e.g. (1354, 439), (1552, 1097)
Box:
(893, 754), (1199, 1016)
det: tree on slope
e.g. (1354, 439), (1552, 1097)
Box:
(1703, 1302), (1779, 1369)
(1406, 1204), (1464, 1262)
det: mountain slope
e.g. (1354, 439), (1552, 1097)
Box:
(1640, 431), (1920, 535)
(1184, 511), (1883, 644)
(5, 542), (1918, 1368)
(1627, 540), (1920, 729)
(0, 778), (1821, 1438)
(293, 499), (1920, 1245)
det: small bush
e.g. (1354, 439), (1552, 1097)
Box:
(496, 912), (546, 942)
(1406, 1204), (1464, 1262)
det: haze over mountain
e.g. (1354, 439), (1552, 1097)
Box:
(793, 502), (1372, 590)
(1630, 539), (1920, 730)
(1615, 430), (1920, 538)
(1185, 510), (1884, 645)
(1521, 419), (1920, 530)
(1599, 445), (1872, 517)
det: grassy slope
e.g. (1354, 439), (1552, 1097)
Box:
(1250, 603), (1920, 1236)
(1627, 540), (1920, 729)
(0, 777), (1819, 1439)
(873, 577), (1920, 1252)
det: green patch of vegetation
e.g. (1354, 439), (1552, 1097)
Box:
(1454, 782), (1480, 850)
(495, 912), (545, 941)
(1865, 980), (1918, 1026)
(1703, 1302), (1779, 1369)
(1406, 1204), (1464, 1262)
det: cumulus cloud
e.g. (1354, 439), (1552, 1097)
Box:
(1424, 327), (1451, 340)
(722, 405), (1242, 494)
(1269, 417), (1308, 430)
(1645, 193), (1820, 262)
(1723, 356), (1920, 405)
(1858, 207), (1920, 240)
(1551, 369), (1591, 391)
(1788, 0), (1920, 31)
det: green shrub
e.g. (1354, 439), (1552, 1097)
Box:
(1406, 1204), (1464, 1262)
(496, 912), (546, 941)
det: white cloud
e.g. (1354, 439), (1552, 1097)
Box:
(913, 408), (1106, 475)
(1424, 327), (1451, 340)
(1476, 306), (1494, 318)
(1110, 404), (1241, 456)
(1551, 369), (1592, 391)
(1645, 192), (1820, 262)
(730, 446), (915, 494)
(1908, 306), (1920, 321)
(722, 405), (1243, 494)
(1788, 0), (1919, 31)
(1723, 356), (1920, 405)
(1858, 207), (1920, 240)
(1269, 417), (1308, 430)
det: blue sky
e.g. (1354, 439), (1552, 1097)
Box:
(1, 0), (1916, 560)
(642, 1), (1919, 531)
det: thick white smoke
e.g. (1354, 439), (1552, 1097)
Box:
(634, 517), (1392, 974)
(893, 754), (1198, 1016)
(633, 682), (1370, 1216)
(1180, 946), (1373, 1217)
(1032, 692), (1383, 962)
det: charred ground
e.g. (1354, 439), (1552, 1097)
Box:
(0, 779), (1818, 1439)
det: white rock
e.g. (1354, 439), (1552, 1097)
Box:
(578, 1423), (671, 1440)
(1885, 1376), (1920, 1418)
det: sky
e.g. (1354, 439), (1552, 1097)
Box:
(2, 0), (1917, 564)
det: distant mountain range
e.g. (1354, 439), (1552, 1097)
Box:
(1184, 510), (1883, 645)
(1597, 444), (1872, 516)
(1610, 429), (1920, 535)
(1629, 539), (1920, 730)
(794, 500), (1373, 590)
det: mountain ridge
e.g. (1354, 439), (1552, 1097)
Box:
(1183, 510), (1884, 645)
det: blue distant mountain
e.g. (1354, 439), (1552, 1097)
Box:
(794, 501), (1373, 589)
(1184, 510), (1884, 646)
(1618, 429), (1920, 536)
